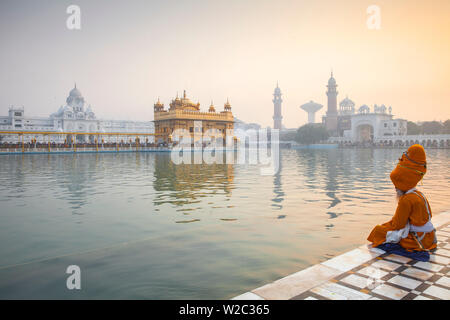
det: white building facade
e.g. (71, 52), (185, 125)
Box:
(328, 100), (408, 144)
(320, 74), (410, 144)
(328, 102), (450, 147)
(0, 85), (154, 143)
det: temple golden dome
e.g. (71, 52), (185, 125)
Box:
(170, 90), (200, 111)
(181, 97), (195, 106)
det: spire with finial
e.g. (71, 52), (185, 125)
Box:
(209, 100), (216, 112)
(224, 98), (231, 111)
(154, 96), (164, 110)
(328, 69), (337, 87)
(274, 82), (281, 95)
(183, 90), (187, 99)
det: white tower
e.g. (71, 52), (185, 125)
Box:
(300, 101), (323, 124)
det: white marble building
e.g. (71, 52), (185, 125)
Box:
(0, 85), (154, 143)
(328, 102), (450, 147)
(348, 104), (407, 141)
(321, 74), (409, 144)
(328, 100), (407, 143)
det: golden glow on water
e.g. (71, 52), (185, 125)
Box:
(0, 148), (449, 299)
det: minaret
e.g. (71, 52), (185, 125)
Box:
(272, 82), (283, 130)
(325, 71), (338, 134)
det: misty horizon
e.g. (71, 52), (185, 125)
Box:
(1, 0), (449, 127)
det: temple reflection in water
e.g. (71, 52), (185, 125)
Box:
(152, 153), (234, 207)
(271, 150), (284, 210)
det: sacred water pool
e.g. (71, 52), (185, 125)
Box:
(0, 148), (449, 299)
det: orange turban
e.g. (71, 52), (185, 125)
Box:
(390, 144), (427, 192)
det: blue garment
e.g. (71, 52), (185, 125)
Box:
(376, 243), (430, 262)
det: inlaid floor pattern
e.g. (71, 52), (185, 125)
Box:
(293, 223), (450, 300)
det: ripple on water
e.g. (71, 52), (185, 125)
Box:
(0, 149), (449, 299)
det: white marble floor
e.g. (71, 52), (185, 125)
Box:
(233, 210), (450, 300)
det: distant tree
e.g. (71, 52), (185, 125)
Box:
(443, 120), (450, 134)
(295, 124), (329, 145)
(407, 121), (421, 135)
(279, 130), (297, 141)
(421, 121), (443, 134)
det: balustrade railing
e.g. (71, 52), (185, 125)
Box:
(0, 145), (172, 153)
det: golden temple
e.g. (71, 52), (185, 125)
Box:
(153, 90), (234, 145)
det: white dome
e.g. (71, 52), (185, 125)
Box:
(340, 97), (355, 108)
(69, 86), (82, 97)
(358, 105), (370, 114)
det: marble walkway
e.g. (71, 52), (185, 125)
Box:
(233, 211), (450, 300)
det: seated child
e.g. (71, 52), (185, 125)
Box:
(367, 144), (437, 256)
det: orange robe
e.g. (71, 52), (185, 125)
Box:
(367, 191), (437, 251)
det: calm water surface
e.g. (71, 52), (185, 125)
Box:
(0, 148), (449, 299)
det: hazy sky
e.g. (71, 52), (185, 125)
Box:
(0, 0), (449, 127)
